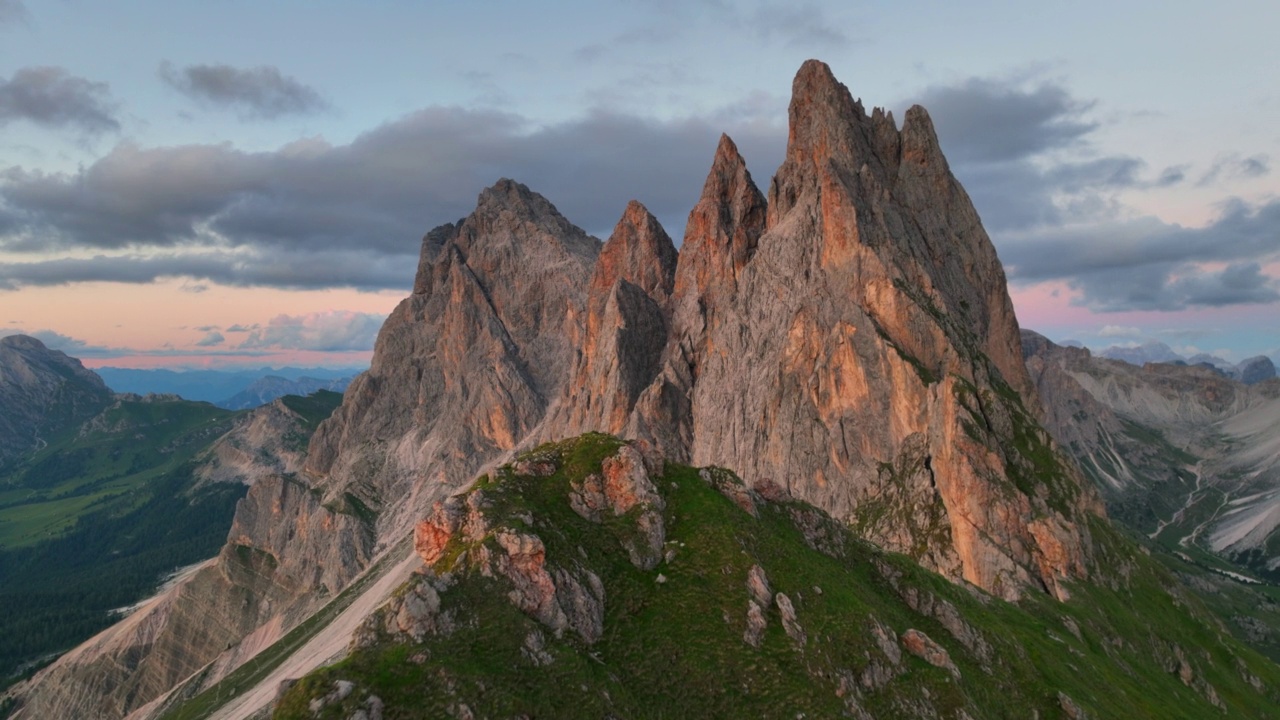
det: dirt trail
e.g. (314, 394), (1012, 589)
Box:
(207, 548), (422, 720)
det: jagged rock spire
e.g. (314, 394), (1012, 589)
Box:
(592, 200), (678, 304)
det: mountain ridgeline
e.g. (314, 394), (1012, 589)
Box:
(6, 60), (1278, 719)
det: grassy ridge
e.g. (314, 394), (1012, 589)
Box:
(274, 434), (1280, 719)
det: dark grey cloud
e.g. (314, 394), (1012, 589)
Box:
(910, 74), (1280, 313)
(0, 105), (784, 279)
(0, 0), (29, 26)
(1005, 199), (1280, 282)
(1063, 261), (1279, 313)
(0, 249), (417, 291)
(1000, 199), (1280, 311)
(160, 63), (328, 120)
(914, 78), (1097, 164)
(752, 3), (849, 49)
(0, 66), (119, 135)
(904, 76), (1167, 234)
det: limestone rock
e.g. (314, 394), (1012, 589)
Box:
(415, 498), (466, 566)
(776, 593), (805, 645)
(194, 396), (323, 488)
(620, 60), (1098, 600)
(747, 565), (772, 608)
(743, 564), (773, 647)
(743, 601), (767, 648)
(900, 628), (959, 679)
(568, 445), (666, 569)
(1237, 355), (1276, 385)
(545, 201), (676, 438)
(1057, 691), (1088, 719)
(700, 467), (759, 517)
(492, 530), (605, 643)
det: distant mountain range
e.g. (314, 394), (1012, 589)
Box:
(216, 375), (354, 410)
(1092, 340), (1276, 384)
(94, 366), (363, 406)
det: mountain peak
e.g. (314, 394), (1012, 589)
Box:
(0, 333), (47, 351)
(592, 200), (677, 303)
(473, 178), (565, 222)
(784, 59), (867, 160)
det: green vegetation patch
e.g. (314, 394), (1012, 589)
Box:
(272, 434), (1280, 720)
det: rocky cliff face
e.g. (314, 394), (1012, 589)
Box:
(622, 61), (1098, 600)
(11, 61), (1109, 718)
(0, 334), (113, 470)
(194, 396), (319, 487)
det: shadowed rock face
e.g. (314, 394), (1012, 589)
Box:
(12, 61), (1106, 719)
(545, 200), (677, 438)
(306, 177), (600, 545)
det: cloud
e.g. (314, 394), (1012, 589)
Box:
(0, 249), (417, 291)
(904, 75), (1190, 235)
(160, 62), (328, 120)
(3, 329), (122, 358)
(0, 103), (784, 286)
(1198, 153), (1271, 186)
(195, 331), (225, 347)
(0, 66), (120, 135)
(236, 311), (385, 352)
(906, 73), (1280, 313)
(1003, 197), (1280, 276)
(1098, 325), (1141, 338)
(914, 77), (1097, 164)
(225, 324), (257, 332)
(0, 0), (29, 26)
(998, 198), (1280, 312)
(751, 3), (849, 49)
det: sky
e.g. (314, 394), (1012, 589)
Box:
(0, 0), (1277, 369)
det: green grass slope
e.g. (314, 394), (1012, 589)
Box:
(274, 434), (1280, 719)
(0, 397), (236, 548)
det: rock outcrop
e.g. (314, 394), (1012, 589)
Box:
(0, 334), (113, 470)
(194, 396), (323, 487)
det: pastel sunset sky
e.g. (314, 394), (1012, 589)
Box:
(1, 0), (1277, 368)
